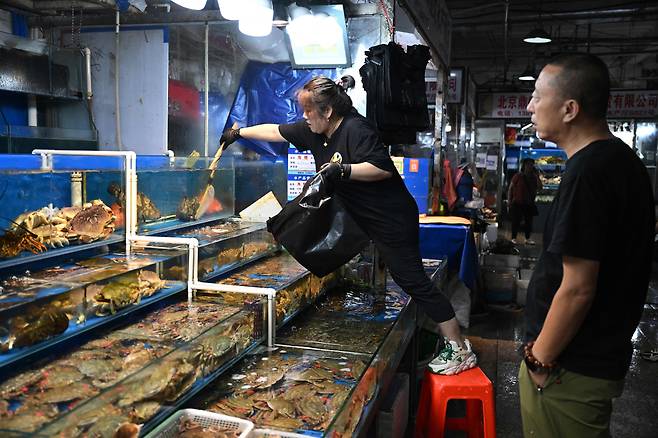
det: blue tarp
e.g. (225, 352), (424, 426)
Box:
(225, 62), (334, 157)
(11, 13), (27, 37)
(419, 223), (478, 292)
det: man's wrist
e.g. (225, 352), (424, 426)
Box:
(524, 341), (557, 374)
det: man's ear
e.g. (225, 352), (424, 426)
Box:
(325, 107), (334, 120)
(563, 99), (580, 123)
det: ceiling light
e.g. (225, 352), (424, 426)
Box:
(518, 65), (536, 81)
(217, 0), (241, 20)
(523, 28), (552, 44)
(171, 0), (207, 10)
(239, 0), (273, 37)
(445, 122), (452, 133)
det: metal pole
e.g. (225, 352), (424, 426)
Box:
(204, 23), (209, 157)
(115, 10), (123, 150)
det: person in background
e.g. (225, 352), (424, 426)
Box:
(220, 75), (477, 375)
(507, 158), (541, 245)
(520, 53), (654, 438)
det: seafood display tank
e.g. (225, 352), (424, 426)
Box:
(0, 154), (420, 437)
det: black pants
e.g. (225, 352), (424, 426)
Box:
(510, 203), (534, 239)
(374, 240), (456, 323)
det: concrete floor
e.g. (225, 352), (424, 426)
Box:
(459, 239), (658, 438)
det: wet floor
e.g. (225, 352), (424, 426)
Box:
(460, 236), (658, 438)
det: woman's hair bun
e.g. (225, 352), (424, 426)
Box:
(337, 75), (356, 91)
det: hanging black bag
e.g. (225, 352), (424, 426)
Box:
(266, 170), (370, 277)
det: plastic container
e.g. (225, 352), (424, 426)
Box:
(145, 409), (254, 438)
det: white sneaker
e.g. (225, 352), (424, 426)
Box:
(428, 338), (477, 375)
(510, 239), (517, 245)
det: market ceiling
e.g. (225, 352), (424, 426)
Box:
(6, 0), (658, 90)
(445, 0), (658, 91)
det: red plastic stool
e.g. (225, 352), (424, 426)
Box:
(415, 367), (496, 438)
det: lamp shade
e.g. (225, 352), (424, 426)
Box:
(239, 0), (273, 37)
(171, 0), (207, 10)
(523, 28), (552, 44)
(518, 66), (536, 81)
(217, 0), (241, 20)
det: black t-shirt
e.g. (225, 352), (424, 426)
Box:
(526, 138), (655, 380)
(279, 110), (419, 247)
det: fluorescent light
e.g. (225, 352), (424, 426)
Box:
(239, 0), (273, 37)
(523, 28), (552, 44)
(217, 0), (241, 20)
(518, 65), (536, 81)
(171, 0), (207, 10)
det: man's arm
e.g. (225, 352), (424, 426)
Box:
(532, 255), (599, 365)
(349, 162), (392, 182)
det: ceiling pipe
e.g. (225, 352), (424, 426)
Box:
(453, 6), (658, 27)
(30, 10), (230, 27)
(454, 49), (658, 62)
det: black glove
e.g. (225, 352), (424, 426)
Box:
(320, 162), (351, 183)
(219, 128), (241, 149)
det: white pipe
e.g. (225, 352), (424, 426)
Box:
(32, 150), (137, 253)
(115, 10), (123, 151)
(204, 22), (209, 157)
(130, 235), (199, 300)
(84, 47), (93, 99)
(192, 282), (277, 347)
(27, 95), (37, 127)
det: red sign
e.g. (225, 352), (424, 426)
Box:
(480, 90), (658, 118)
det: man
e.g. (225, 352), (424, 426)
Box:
(520, 53), (654, 437)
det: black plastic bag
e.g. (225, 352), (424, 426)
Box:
(266, 172), (370, 277)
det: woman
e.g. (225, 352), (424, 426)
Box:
(507, 158), (542, 245)
(220, 76), (476, 375)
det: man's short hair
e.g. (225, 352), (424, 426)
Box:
(547, 53), (610, 119)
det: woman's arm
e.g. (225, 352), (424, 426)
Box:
(239, 124), (286, 142)
(349, 162), (392, 182)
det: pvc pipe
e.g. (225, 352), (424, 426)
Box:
(27, 95), (37, 127)
(115, 10), (123, 151)
(204, 22), (209, 157)
(192, 282), (277, 347)
(84, 47), (93, 99)
(129, 235), (199, 300)
(32, 150), (137, 253)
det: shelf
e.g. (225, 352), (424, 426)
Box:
(0, 234), (124, 271)
(187, 286), (417, 437)
(0, 280), (186, 370)
(0, 296), (258, 435)
(138, 213), (235, 235)
(36, 307), (261, 437)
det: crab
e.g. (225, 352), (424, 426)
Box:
(108, 181), (161, 223)
(9, 204), (82, 249)
(67, 200), (116, 243)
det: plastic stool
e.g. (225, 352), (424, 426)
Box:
(415, 367), (496, 438)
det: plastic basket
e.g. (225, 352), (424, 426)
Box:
(250, 429), (309, 438)
(145, 409), (254, 438)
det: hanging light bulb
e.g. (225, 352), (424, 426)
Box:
(523, 28), (552, 44)
(239, 0), (273, 37)
(518, 65), (536, 81)
(217, 0), (241, 20)
(445, 121), (452, 133)
(171, 0), (207, 10)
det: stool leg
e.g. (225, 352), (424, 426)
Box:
(414, 378), (431, 438)
(427, 388), (448, 438)
(482, 392), (496, 438)
(465, 399), (483, 438)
